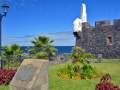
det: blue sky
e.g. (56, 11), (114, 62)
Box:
(1, 0), (120, 46)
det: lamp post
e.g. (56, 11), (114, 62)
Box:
(0, 4), (9, 69)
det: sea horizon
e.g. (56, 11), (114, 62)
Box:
(20, 46), (74, 55)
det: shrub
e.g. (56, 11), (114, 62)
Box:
(58, 62), (100, 80)
(33, 51), (48, 59)
(0, 69), (16, 85)
(58, 63), (82, 80)
(57, 68), (70, 80)
(58, 46), (101, 80)
(71, 46), (96, 64)
(96, 74), (120, 90)
(80, 64), (97, 79)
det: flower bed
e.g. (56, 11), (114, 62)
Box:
(96, 74), (120, 90)
(0, 69), (16, 85)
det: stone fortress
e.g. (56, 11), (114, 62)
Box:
(73, 1), (120, 58)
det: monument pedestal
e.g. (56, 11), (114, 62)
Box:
(10, 59), (49, 90)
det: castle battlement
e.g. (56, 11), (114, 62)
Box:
(113, 19), (120, 26)
(82, 19), (120, 30)
(94, 19), (120, 27)
(95, 20), (111, 27)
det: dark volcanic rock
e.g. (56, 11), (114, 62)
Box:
(74, 19), (120, 58)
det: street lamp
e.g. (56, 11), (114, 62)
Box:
(0, 4), (9, 69)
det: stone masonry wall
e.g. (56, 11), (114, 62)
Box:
(75, 19), (120, 58)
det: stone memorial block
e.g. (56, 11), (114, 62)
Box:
(97, 54), (103, 63)
(10, 59), (49, 90)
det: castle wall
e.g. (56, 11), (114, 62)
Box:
(75, 20), (120, 58)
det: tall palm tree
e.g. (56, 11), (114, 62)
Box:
(31, 36), (57, 60)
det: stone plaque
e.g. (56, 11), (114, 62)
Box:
(10, 59), (49, 90)
(16, 64), (37, 81)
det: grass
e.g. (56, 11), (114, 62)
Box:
(0, 59), (120, 90)
(0, 86), (9, 90)
(49, 60), (120, 90)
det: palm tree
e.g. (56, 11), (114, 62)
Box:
(32, 36), (53, 47)
(44, 45), (57, 60)
(31, 36), (57, 60)
(2, 44), (24, 68)
(2, 45), (13, 68)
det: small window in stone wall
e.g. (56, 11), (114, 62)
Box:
(107, 36), (113, 45)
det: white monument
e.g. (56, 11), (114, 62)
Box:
(73, 18), (82, 32)
(73, 1), (87, 32)
(81, 3), (87, 23)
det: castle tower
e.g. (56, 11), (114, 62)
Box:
(81, 0), (87, 23)
(73, 0), (87, 33)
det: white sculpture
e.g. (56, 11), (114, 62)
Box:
(73, 18), (82, 32)
(73, 2), (87, 32)
(81, 3), (87, 23)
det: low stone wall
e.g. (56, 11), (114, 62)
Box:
(10, 59), (49, 90)
(50, 54), (71, 64)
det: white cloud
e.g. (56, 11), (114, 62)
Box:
(2, 31), (75, 46)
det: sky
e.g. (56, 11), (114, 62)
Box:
(0, 0), (120, 46)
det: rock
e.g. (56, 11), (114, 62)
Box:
(10, 59), (49, 90)
(75, 19), (120, 58)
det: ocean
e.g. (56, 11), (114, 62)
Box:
(21, 46), (73, 55)
(55, 46), (73, 54)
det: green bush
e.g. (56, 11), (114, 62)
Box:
(71, 46), (96, 64)
(33, 51), (48, 59)
(58, 46), (101, 80)
(80, 63), (97, 79)
(58, 62), (100, 80)
(58, 63), (82, 79)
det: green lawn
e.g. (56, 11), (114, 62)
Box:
(0, 86), (9, 90)
(0, 60), (120, 90)
(49, 60), (120, 90)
